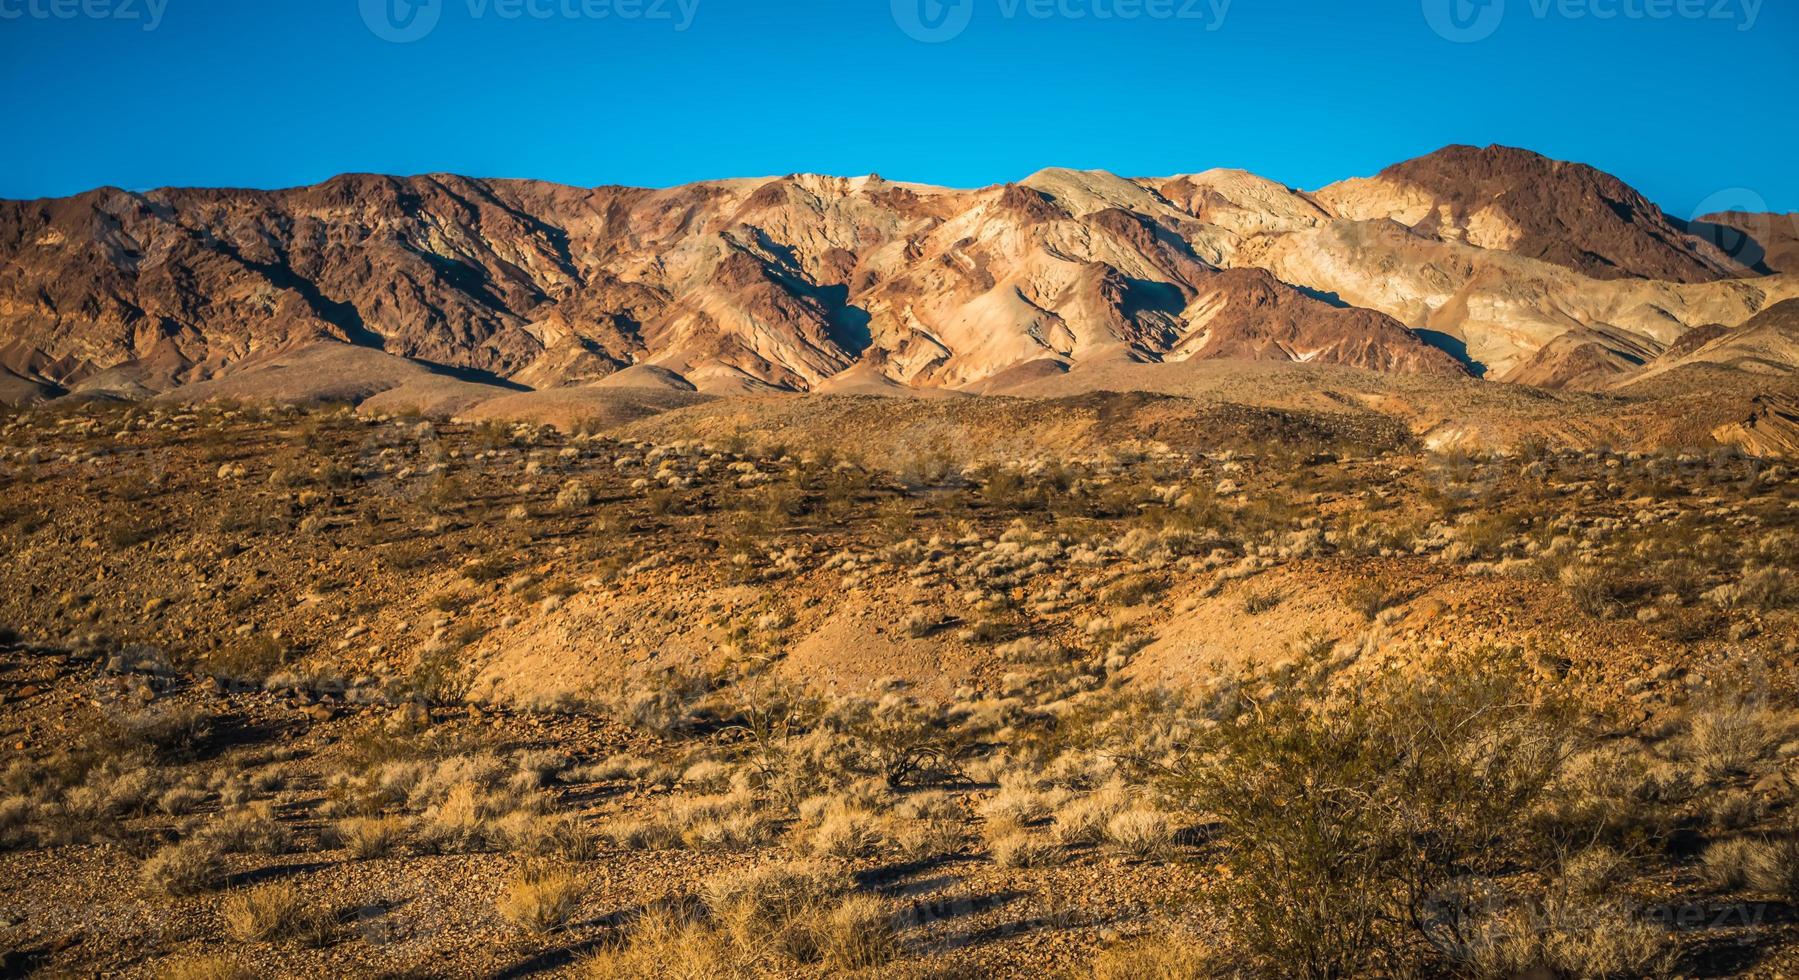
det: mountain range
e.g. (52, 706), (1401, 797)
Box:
(2, 144), (1796, 409)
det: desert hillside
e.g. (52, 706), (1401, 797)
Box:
(7, 144), (1799, 980)
(4, 145), (1796, 407)
(3, 400), (1799, 976)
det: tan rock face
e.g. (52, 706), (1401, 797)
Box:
(0, 144), (1792, 398)
(1313, 144), (1751, 283)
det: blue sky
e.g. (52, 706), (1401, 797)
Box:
(1, 0), (1793, 216)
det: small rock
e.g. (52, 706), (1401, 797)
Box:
(386, 701), (431, 734)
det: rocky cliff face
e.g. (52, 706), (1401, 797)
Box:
(1314, 144), (1750, 283)
(0, 145), (1792, 398)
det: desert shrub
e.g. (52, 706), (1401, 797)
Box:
(811, 807), (883, 859)
(1053, 784), (1134, 846)
(497, 868), (585, 934)
(154, 956), (254, 980)
(893, 818), (965, 862)
(501, 812), (599, 859)
(201, 804), (291, 855)
(1103, 574), (1171, 607)
(109, 705), (214, 763)
(701, 861), (850, 963)
(1559, 562), (1631, 618)
(818, 893), (899, 971)
(580, 901), (733, 979)
(142, 838), (227, 896)
(555, 480), (594, 512)
(1342, 579), (1402, 621)
(1702, 834), (1799, 897)
(1558, 846), (1630, 897)
(1091, 930), (1219, 979)
(990, 830), (1062, 868)
(1105, 808), (1174, 860)
(1241, 590), (1284, 615)
(1163, 647), (1569, 978)
(335, 816), (408, 859)
(222, 882), (334, 945)
(1437, 893), (1670, 979)
(828, 695), (975, 789)
(1679, 696), (1787, 780)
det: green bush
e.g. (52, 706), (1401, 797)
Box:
(1163, 648), (1570, 978)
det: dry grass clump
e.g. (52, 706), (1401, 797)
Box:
(498, 811), (599, 859)
(1052, 783), (1135, 846)
(416, 777), (543, 853)
(142, 838), (227, 896)
(580, 901), (733, 979)
(1441, 896), (1672, 979)
(1559, 561), (1629, 618)
(1558, 846), (1630, 897)
(1678, 698), (1788, 780)
(817, 893), (900, 971)
(699, 860), (875, 965)
(606, 817), (683, 851)
(554, 480), (594, 512)
(978, 779), (1061, 834)
(1105, 808), (1174, 860)
(153, 956), (254, 980)
(893, 818), (966, 863)
(221, 882), (335, 945)
(809, 806), (884, 859)
(609, 790), (776, 853)
(200, 804), (291, 855)
(1701, 835), (1799, 896)
(497, 867), (586, 934)
(989, 829), (1062, 868)
(333, 815), (409, 859)
(1091, 930), (1219, 979)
